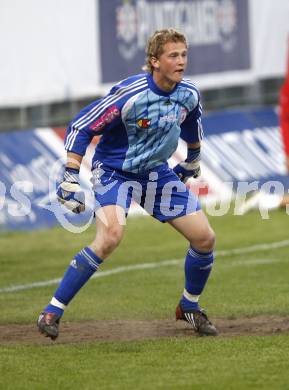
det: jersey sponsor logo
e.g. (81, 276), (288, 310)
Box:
(159, 114), (177, 124)
(137, 118), (151, 128)
(89, 105), (120, 132)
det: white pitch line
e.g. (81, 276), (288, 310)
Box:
(1, 239), (289, 294)
(222, 258), (278, 267)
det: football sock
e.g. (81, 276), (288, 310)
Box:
(180, 246), (214, 311)
(44, 247), (103, 316)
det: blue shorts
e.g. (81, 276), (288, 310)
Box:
(91, 164), (201, 222)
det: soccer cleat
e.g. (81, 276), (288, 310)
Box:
(37, 312), (61, 340)
(176, 304), (218, 336)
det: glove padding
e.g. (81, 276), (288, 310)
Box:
(56, 170), (85, 214)
(173, 160), (201, 183)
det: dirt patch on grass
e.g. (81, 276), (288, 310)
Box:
(0, 316), (288, 345)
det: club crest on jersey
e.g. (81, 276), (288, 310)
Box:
(137, 118), (150, 128)
(179, 107), (188, 124)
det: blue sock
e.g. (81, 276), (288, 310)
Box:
(44, 247), (103, 316)
(180, 246), (214, 311)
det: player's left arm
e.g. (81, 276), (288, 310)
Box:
(173, 141), (201, 183)
(174, 90), (203, 182)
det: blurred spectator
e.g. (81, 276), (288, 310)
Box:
(238, 38), (289, 214)
(280, 42), (289, 174)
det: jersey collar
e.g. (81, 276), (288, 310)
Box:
(146, 73), (178, 96)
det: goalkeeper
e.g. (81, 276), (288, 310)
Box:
(37, 28), (217, 339)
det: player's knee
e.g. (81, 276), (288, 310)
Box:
(91, 226), (123, 258)
(192, 228), (215, 252)
(104, 227), (123, 250)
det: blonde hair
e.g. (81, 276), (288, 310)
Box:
(143, 28), (187, 73)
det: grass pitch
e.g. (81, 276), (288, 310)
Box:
(1, 209), (289, 389)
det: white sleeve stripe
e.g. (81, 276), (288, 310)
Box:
(68, 129), (79, 151)
(76, 80), (148, 129)
(183, 78), (196, 84)
(182, 81), (197, 88)
(180, 83), (199, 100)
(65, 82), (148, 151)
(182, 79), (198, 88)
(73, 78), (147, 128)
(181, 80), (198, 89)
(181, 81), (200, 102)
(77, 82), (148, 130)
(65, 129), (79, 151)
(197, 119), (203, 141)
(65, 128), (76, 149)
(65, 128), (77, 149)
(73, 76), (146, 127)
(182, 85), (198, 93)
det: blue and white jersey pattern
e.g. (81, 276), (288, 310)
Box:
(64, 73), (203, 174)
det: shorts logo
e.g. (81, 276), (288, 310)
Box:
(137, 118), (151, 128)
(70, 259), (77, 269)
(89, 106), (120, 132)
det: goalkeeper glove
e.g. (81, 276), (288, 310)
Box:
(173, 147), (201, 183)
(56, 168), (85, 213)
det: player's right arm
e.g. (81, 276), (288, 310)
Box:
(56, 152), (85, 214)
(57, 75), (146, 212)
(57, 91), (122, 213)
(57, 100), (99, 214)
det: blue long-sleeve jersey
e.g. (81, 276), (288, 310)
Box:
(64, 73), (203, 174)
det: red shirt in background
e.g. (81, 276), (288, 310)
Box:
(280, 38), (289, 171)
(280, 79), (289, 157)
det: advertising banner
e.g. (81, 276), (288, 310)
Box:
(0, 128), (94, 231)
(1, 0), (289, 105)
(201, 107), (288, 189)
(99, 0), (251, 83)
(0, 106), (288, 231)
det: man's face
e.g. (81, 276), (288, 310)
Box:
(152, 41), (188, 84)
